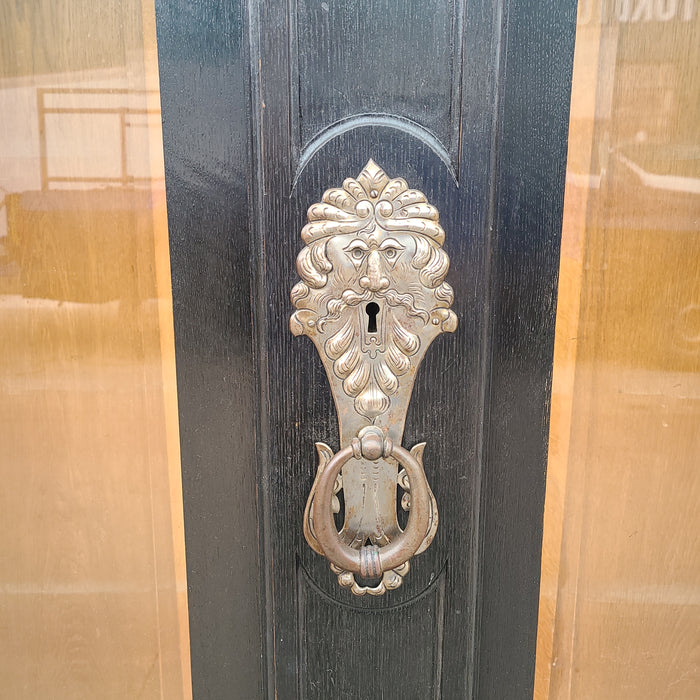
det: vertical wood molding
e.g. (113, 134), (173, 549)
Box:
(154, 1), (265, 696)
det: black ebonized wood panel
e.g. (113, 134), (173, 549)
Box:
(292, 0), (463, 164)
(156, 0), (577, 697)
(155, 3), (264, 698)
(297, 566), (447, 699)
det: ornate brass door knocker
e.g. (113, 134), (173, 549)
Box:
(290, 160), (457, 595)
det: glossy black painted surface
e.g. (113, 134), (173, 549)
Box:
(155, 0), (577, 697)
(155, 3), (264, 698)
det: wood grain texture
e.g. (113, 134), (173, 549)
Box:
(154, 1), (266, 697)
(157, 0), (576, 697)
(536, 5), (700, 698)
(292, 0), (464, 165)
(297, 565), (447, 699)
(0, 1), (190, 697)
(534, 15), (605, 698)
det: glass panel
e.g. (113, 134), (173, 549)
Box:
(0, 2), (191, 697)
(537, 3), (699, 698)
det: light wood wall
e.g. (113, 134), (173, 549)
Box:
(536, 4), (700, 698)
(0, 1), (191, 697)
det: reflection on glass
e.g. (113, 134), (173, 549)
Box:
(0, 1), (190, 698)
(537, 3), (699, 699)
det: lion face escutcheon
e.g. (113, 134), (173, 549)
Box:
(290, 159), (457, 595)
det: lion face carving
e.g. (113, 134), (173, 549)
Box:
(290, 159), (457, 422)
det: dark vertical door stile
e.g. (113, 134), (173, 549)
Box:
(154, 3), (264, 697)
(155, 0), (578, 698)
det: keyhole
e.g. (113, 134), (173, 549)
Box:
(366, 302), (379, 333)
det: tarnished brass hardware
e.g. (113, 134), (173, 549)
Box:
(290, 160), (457, 595)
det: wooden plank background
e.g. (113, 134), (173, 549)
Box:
(0, 2), (191, 697)
(536, 5), (700, 698)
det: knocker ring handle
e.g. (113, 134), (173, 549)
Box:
(312, 430), (432, 578)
